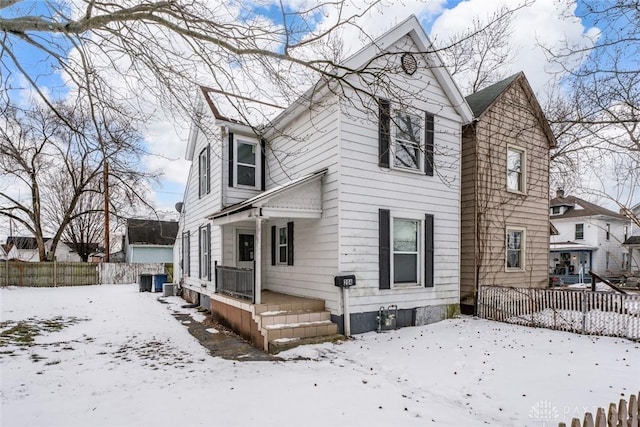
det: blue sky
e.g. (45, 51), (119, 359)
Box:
(1, 0), (628, 235)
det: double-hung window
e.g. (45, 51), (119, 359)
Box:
(506, 228), (525, 270)
(393, 112), (423, 171)
(277, 226), (287, 264)
(506, 147), (525, 193)
(378, 99), (434, 176)
(575, 223), (584, 240)
(199, 146), (210, 197)
(393, 218), (420, 284)
(182, 231), (190, 277)
(199, 225), (211, 280)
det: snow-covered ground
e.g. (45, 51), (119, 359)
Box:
(1, 284), (638, 427)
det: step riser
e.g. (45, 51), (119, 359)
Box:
(255, 300), (325, 315)
(266, 323), (338, 342)
(260, 311), (330, 326)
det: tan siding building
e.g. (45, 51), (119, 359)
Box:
(460, 73), (556, 314)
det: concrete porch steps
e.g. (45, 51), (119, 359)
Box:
(253, 293), (343, 353)
(268, 334), (346, 354)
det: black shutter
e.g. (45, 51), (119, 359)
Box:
(260, 139), (266, 191)
(271, 225), (276, 266)
(425, 214), (434, 287)
(206, 144), (211, 193)
(287, 221), (294, 266)
(207, 224), (212, 281)
(198, 150), (202, 198)
(228, 133), (234, 187)
(198, 227), (202, 278)
(425, 113), (434, 176)
(379, 209), (390, 289)
(378, 99), (391, 168)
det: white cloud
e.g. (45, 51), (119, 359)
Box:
(430, 0), (596, 97)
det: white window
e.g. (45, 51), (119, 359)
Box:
(278, 226), (287, 264)
(506, 228), (525, 270)
(575, 223), (584, 240)
(392, 217), (421, 285)
(622, 253), (629, 270)
(551, 206), (561, 215)
(234, 139), (259, 188)
(606, 223), (610, 240)
(182, 232), (190, 277)
(199, 147), (210, 196)
(393, 111), (423, 171)
(506, 147), (525, 193)
(199, 226), (210, 279)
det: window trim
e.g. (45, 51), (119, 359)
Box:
(390, 213), (424, 287)
(391, 109), (424, 173)
(199, 225), (210, 280)
(505, 227), (526, 272)
(182, 231), (190, 277)
(575, 223), (584, 240)
(506, 145), (526, 194)
(233, 137), (261, 189)
(198, 146), (210, 197)
(277, 225), (287, 265)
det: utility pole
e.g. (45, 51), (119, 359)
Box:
(104, 161), (110, 262)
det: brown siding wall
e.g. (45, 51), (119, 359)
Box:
(461, 79), (551, 310)
(211, 299), (263, 348)
(460, 125), (478, 309)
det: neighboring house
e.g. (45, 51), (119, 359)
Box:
(1, 243), (18, 260)
(622, 202), (640, 273)
(125, 218), (178, 263)
(174, 15), (474, 350)
(459, 73), (556, 314)
(5, 236), (40, 261)
(549, 190), (629, 283)
(44, 240), (82, 262)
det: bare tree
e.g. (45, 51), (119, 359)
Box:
(438, 7), (517, 95)
(544, 0), (640, 221)
(0, 100), (155, 261)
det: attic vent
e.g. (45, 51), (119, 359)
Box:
(401, 53), (418, 75)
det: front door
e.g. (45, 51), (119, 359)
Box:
(236, 229), (255, 269)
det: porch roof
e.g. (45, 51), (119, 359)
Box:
(550, 241), (598, 252)
(209, 169), (327, 225)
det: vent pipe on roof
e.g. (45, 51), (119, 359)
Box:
(556, 189), (565, 198)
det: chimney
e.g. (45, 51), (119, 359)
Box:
(556, 188), (565, 198)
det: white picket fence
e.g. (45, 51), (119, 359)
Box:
(478, 286), (640, 340)
(559, 392), (639, 427)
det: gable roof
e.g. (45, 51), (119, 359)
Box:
(550, 194), (627, 220)
(465, 72), (556, 148)
(198, 15), (473, 142)
(6, 236), (40, 250)
(126, 219), (179, 246)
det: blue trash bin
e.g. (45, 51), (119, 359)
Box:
(153, 274), (168, 293)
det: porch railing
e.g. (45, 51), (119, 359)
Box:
(215, 262), (255, 303)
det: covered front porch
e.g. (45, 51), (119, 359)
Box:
(549, 242), (595, 285)
(204, 169), (342, 352)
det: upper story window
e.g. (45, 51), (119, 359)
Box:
(506, 146), (525, 193)
(378, 99), (434, 176)
(393, 112), (423, 171)
(606, 223), (610, 240)
(199, 146), (210, 197)
(551, 206), (561, 215)
(624, 225), (628, 241)
(575, 223), (584, 240)
(229, 134), (262, 190)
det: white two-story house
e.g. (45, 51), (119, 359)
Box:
(174, 16), (473, 351)
(550, 190), (629, 283)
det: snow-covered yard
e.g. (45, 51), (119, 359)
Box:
(1, 284), (638, 427)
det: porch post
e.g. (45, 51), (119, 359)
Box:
(254, 217), (263, 304)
